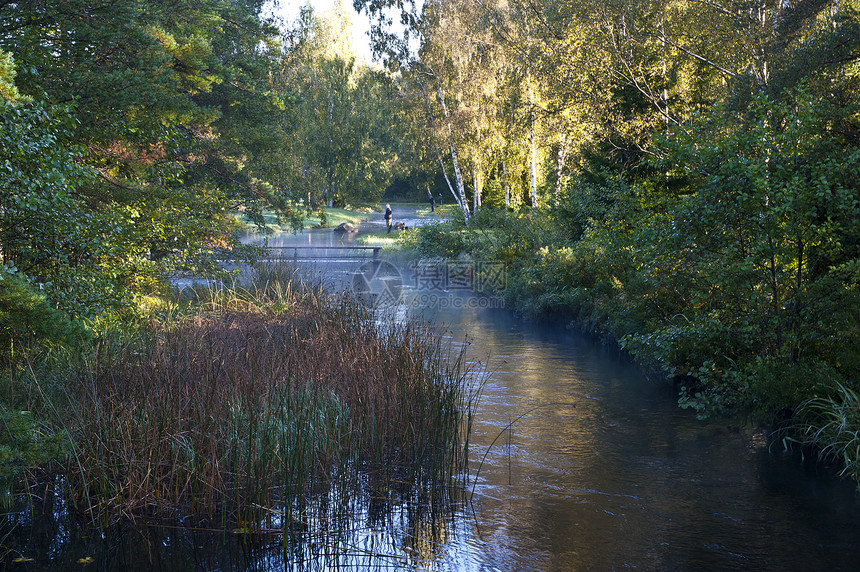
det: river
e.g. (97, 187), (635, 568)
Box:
(249, 209), (860, 571)
(6, 209), (860, 570)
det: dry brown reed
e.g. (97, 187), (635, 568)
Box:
(44, 265), (471, 531)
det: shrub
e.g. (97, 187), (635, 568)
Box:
(0, 266), (89, 361)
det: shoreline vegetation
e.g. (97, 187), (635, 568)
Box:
(397, 204), (860, 487)
(2, 257), (473, 540)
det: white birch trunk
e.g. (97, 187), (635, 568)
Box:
(528, 79), (538, 212)
(529, 122), (538, 212)
(502, 160), (510, 210)
(438, 152), (470, 222)
(437, 88), (470, 220)
(554, 136), (566, 206)
(473, 163), (482, 212)
(437, 155), (459, 208)
(449, 145), (470, 219)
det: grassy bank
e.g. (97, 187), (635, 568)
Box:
(303, 206), (374, 228)
(3, 261), (473, 532)
(236, 206), (374, 233)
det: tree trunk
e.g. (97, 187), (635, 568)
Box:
(473, 163), (482, 212)
(528, 79), (538, 212)
(502, 160), (510, 210)
(554, 136), (566, 206)
(436, 88), (470, 220)
(325, 169), (334, 207)
(529, 121), (538, 211)
(450, 145), (470, 218)
(438, 151), (470, 221)
(437, 155), (459, 208)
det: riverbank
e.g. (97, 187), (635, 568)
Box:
(233, 205), (375, 234)
(395, 204), (860, 487)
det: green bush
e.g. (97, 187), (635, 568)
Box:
(0, 266), (89, 360)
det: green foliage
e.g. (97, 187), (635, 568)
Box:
(0, 49), (24, 103)
(555, 174), (644, 242)
(399, 218), (471, 259)
(623, 88), (860, 409)
(0, 92), (121, 316)
(746, 359), (844, 418)
(0, 1), (290, 318)
(282, 53), (401, 211)
(0, 267), (89, 359)
(0, 405), (68, 506)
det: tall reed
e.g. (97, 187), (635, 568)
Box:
(23, 262), (473, 532)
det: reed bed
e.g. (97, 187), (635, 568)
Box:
(30, 263), (472, 533)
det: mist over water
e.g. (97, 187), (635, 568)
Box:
(250, 215), (860, 570)
(7, 213), (860, 570)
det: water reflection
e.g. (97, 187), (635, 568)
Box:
(5, 217), (860, 570)
(4, 481), (469, 570)
(418, 301), (860, 571)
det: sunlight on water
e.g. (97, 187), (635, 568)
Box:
(7, 210), (860, 570)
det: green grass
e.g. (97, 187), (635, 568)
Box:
(356, 234), (401, 248)
(236, 207), (373, 232)
(235, 202), (451, 234)
(303, 206), (374, 228)
(793, 382), (860, 485)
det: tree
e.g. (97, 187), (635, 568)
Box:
(0, 49), (111, 316)
(630, 85), (860, 409)
(0, 0), (289, 312)
(273, 4), (400, 216)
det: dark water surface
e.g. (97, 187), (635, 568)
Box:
(6, 214), (860, 570)
(253, 216), (860, 570)
(422, 302), (860, 571)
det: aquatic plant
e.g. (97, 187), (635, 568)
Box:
(793, 382), (860, 484)
(10, 264), (472, 533)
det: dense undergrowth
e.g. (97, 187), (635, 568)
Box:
(400, 182), (860, 485)
(0, 260), (473, 536)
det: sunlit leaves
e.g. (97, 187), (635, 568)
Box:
(0, 1), (290, 317)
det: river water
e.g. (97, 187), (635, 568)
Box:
(250, 212), (860, 571)
(6, 211), (860, 570)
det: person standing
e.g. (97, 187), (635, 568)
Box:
(384, 203), (393, 233)
(428, 189), (436, 212)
